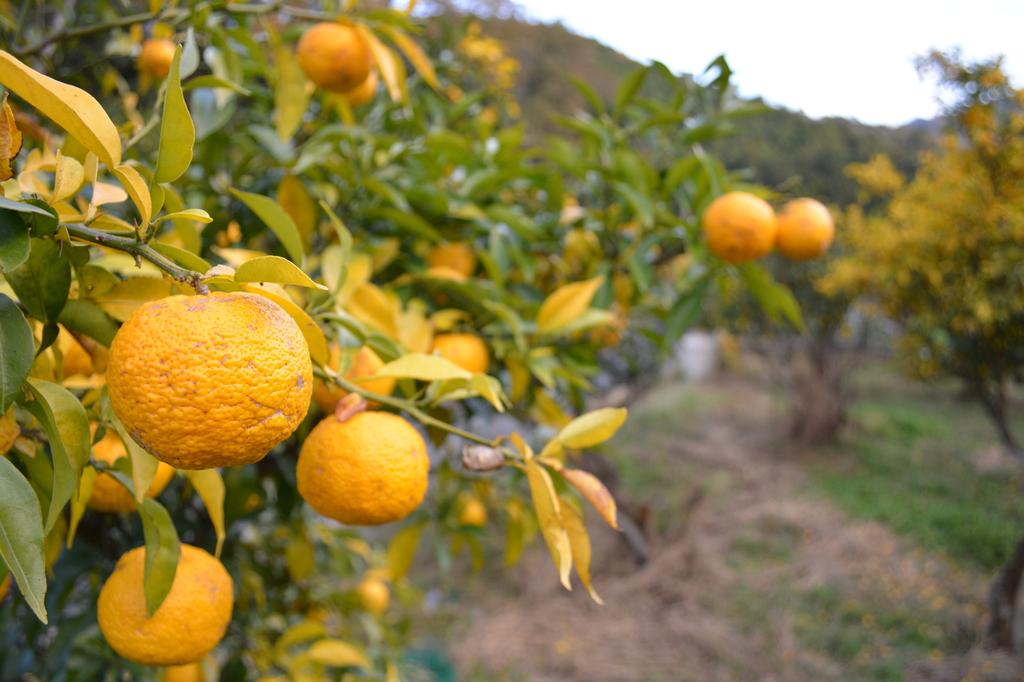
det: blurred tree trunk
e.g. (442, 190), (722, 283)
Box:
(788, 336), (848, 446)
(987, 535), (1024, 650)
(974, 376), (1023, 459)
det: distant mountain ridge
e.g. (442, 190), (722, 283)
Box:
(476, 17), (938, 205)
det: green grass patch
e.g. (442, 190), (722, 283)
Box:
(810, 388), (1024, 570)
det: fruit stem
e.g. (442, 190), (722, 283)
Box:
(62, 223), (208, 294)
(315, 366), (520, 461)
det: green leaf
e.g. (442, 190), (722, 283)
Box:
(0, 457), (47, 623)
(664, 274), (711, 347)
(614, 66), (648, 118)
(150, 241), (212, 273)
(738, 263), (805, 331)
(183, 469), (225, 557)
(0, 50), (121, 167)
(6, 239), (71, 323)
(109, 414), (158, 506)
(137, 498), (180, 617)
(285, 532), (314, 582)
(0, 197), (58, 237)
(182, 75), (250, 95)
(0, 210), (29, 271)
(387, 521), (425, 581)
(0, 294), (33, 412)
(228, 188), (305, 266)
(21, 379), (90, 533)
(365, 207), (442, 241)
(154, 46), (195, 183)
(568, 76), (605, 115)
(235, 256), (326, 290)
(57, 299), (118, 347)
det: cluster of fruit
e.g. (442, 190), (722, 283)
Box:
(701, 192), (835, 263)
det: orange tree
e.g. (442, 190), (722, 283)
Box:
(0, 3), (821, 678)
(821, 51), (1024, 648)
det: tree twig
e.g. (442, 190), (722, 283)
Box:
(62, 223), (207, 293)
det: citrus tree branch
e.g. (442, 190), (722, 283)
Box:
(314, 366), (520, 461)
(62, 223), (208, 293)
(13, 9), (185, 58)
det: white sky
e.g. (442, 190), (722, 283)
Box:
(514, 0), (1024, 126)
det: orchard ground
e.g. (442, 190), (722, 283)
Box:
(414, 353), (1024, 682)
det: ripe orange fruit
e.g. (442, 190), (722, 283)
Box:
(58, 327), (94, 378)
(297, 412), (429, 525)
(775, 198), (835, 261)
(162, 663), (206, 682)
(427, 242), (477, 278)
(88, 427), (175, 513)
(458, 497), (487, 527)
(98, 544), (233, 666)
(312, 345), (395, 414)
(432, 333), (489, 374)
(138, 39), (176, 78)
(345, 71), (378, 107)
(701, 191), (777, 263)
(297, 22), (372, 93)
(0, 575), (9, 601)
(107, 292), (312, 470)
(356, 577), (390, 615)
(0, 407), (18, 455)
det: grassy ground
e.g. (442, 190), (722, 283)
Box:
(449, 359), (1023, 681)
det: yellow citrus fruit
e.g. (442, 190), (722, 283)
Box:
(776, 198), (835, 261)
(138, 39), (176, 78)
(98, 544), (233, 666)
(107, 292), (312, 470)
(356, 578), (390, 615)
(345, 70), (378, 107)
(0, 407), (19, 455)
(297, 22), (372, 93)
(88, 427), (175, 513)
(162, 663), (205, 682)
(0, 575), (9, 601)
(312, 345), (395, 414)
(458, 497), (487, 527)
(58, 327), (94, 378)
(432, 333), (489, 374)
(427, 242), (477, 278)
(702, 191), (778, 263)
(297, 412), (429, 525)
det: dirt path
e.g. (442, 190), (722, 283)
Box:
(450, 377), (1008, 682)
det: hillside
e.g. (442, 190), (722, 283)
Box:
(477, 17), (937, 204)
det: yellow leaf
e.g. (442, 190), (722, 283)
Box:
(398, 300), (434, 354)
(111, 164), (152, 226)
(470, 374), (507, 412)
(377, 25), (438, 90)
(347, 281), (399, 338)
(560, 496), (602, 604)
(354, 25), (405, 103)
(67, 466), (96, 548)
(154, 45), (195, 183)
(89, 181), (127, 207)
(183, 469), (226, 557)
(556, 407), (627, 449)
(525, 460), (572, 590)
(276, 175), (317, 243)
(0, 93), (22, 181)
(430, 308), (466, 331)
(274, 620), (326, 660)
(337, 253), (372, 304)
(305, 639), (369, 668)
(239, 284), (328, 366)
(376, 352), (471, 381)
(562, 468), (618, 530)
(235, 255), (326, 290)
(0, 50), (121, 167)
(94, 277), (172, 321)
(51, 152), (84, 203)
(285, 533), (314, 582)
(387, 521), (425, 581)
(273, 45), (310, 141)
(153, 208), (212, 224)
(536, 276), (604, 334)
